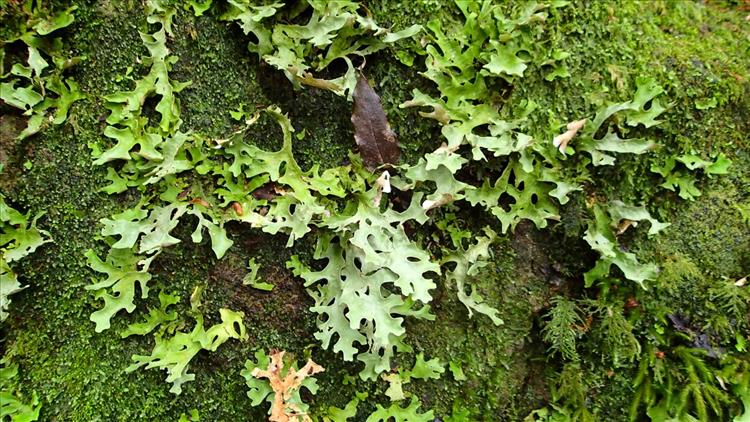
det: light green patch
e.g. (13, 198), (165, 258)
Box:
(242, 258), (273, 291)
(0, 5), (83, 139)
(442, 227), (503, 325)
(0, 358), (41, 422)
(323, 392), (368, 421)
(0, 195), (51, 321)
(366, 397), (435, 422)
(2, 0), (744, 419)
(288, 187), (440, 379)
(120, 291), (180, 338)
(128, 307), (247, 394)
(651, 153), (732, 201)
(583, 202), (668, 289)
(221, 0), (421, 98)
(695, 97), (718, 110)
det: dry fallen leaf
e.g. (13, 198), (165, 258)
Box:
(553, 118), (587, 153)
(189, 198), (211, 207)
(351, 73), (400, 171)
(251, 351), (325, 422)
(231, 202), (244, 216)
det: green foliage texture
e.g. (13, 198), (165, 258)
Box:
(0, 0), (748, 420)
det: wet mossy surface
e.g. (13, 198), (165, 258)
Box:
(1, 1), (749, 421)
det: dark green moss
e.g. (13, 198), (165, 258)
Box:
(1, 0), (749, 421)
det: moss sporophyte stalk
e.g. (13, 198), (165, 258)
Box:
(0, 0), (748, 420)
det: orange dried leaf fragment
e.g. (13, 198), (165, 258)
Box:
(552, 118), (587, 153)
(251, 351), (325, 422)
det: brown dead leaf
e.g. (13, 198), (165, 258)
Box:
(251, 351), (325, 422)
(231, 202), (244, 216)
(190, 198), (211, 207)
(351, 73), (400, 171)
(553, 118), (587, 153)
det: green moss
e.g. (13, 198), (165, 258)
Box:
(1, 0), (749, 420)
(657, 185), (750, 278)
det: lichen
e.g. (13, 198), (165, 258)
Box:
(0, 1), (748, 421)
